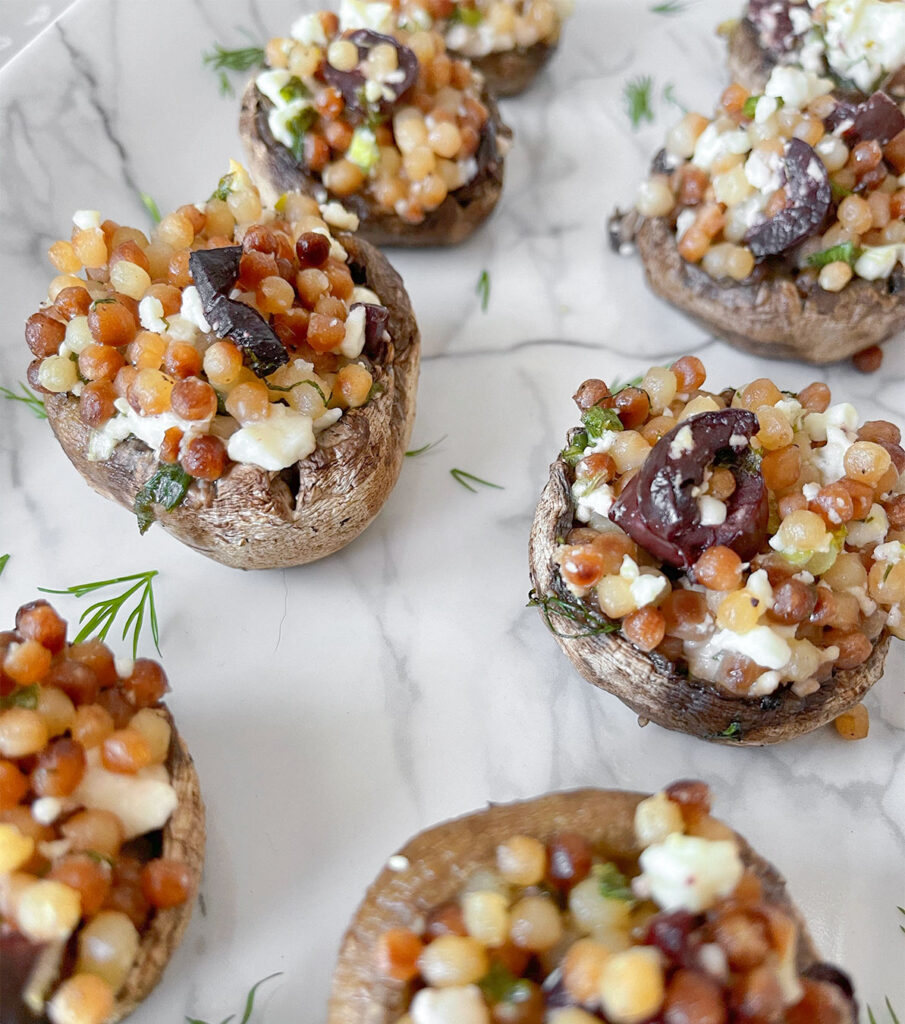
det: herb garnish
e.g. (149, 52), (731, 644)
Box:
(186, 972), (282, 1024)
(203, 42), (266, 96)
(476, 269), (491, 312)
(286, 108), (318, 162)
(406, 436), (445, 457)
(719, 721), (743, 740)
(868, 999), (902, 1024)
(595, 863), (635, 902)
(479, 962), (520, 1003)
(367, 380), (385, 402)
(561, 431), (589, 466)
(624, 76), (655, 129)
(806, 241), (862, 268)
(831, 181), (853, 200)
(267, 380), (328, 403)
(582, 405), (623, 439)
(40, 571), (160, 659)
(899, 905), (905, 935)
(279, 77), (310, 104)
(0, 685), (39, 711)
(210, 172), (236, 202)
(527, 589), (620, 639)
(1, 383), (47, 419)
(650, 1), (689, 13)
(450, 468), (504, 493)
(139, 191), (162, 224)
(450, 5), (483, 26)
(134, 463), (194, 535)
(611, 374), (643, 393)
(0, 554), (8, 577)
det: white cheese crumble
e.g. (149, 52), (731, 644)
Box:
(620, 555), (669, 608)
(320, 201), (360, 231)
(255, 68), (293, 107)
(290, 12), (328, 45)
(697, 495), (727, 526)
(822, 0), (905, 92)
(847, 503), (889, 548)
(668, 425), (694, 459)
(339, 0), (395, 32)
(764, 65), (833, 109)
(31, 797), (64, 826)
(387, 855), (410, 872)
(692, 124), (752, 171)
(180, 285), (211, 333)
(572, 480), (615, 526)
(138, 295), (167, 333)
(639, 834), (744, 914)
(227, 404), (316, 471)
(340, 304), (367, 359)
(874, 541), (905, 564)
(710, 624), (792, 670)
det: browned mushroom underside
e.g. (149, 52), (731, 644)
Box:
(727, 17), (775, 93)
(528, 447), (892, 745)
(114, 714), (205, 1020)
(616, 213), (905, 363)
(239, 81), (511, 247)
(45, 235), (420, 570)
(327, 788), (820, 1024)
(465, 39), (555, 97)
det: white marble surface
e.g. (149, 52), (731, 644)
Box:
(0, 0), (903, 1020)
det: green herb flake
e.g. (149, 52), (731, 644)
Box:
(0, 554), (8, 577)
(831, 180), (853, 200)
(84, 849), (116, 868)
(611, 374), (644, 393)
(41, 570), (160, 659)
(527, 589), (619, 639)
(0, 685), (39, 711)
(582, 405), (623, 439)
(479, 962), (520, 1003)
(451, 5), (483, 26)
(594, 862), (635, 902)
(287, 108), (318, 162)
(133, 463), (194, 535)
(279, 76), (310, 103)
(406, 436), (446, 457)
(743, 95), (761, 119)
(187, 972), (282, 1024)
(1, 383), (48, 420)
(203, 42), (266, 96)
(650, 0), (688, 12)
(210, 172), (236, 202)
(561, 430), (590, 466)
(624, 75), (655, 130)
(450, 468), (504, 493)
(367, 380), (385, 402)
(719, 720), (743, 740)
(806, 241), (862, 269)
(476, 269), (491, 312)
(139, 191), (162, 224)
(267, 379), (327, 404)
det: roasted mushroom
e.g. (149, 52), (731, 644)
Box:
(26, 166), (420, 570)
(613, 64), (905, 363)
(0, 600), (204, 1024)
(329, 783), (857, 1023)
(239, 9), (511, 247)
(529, 359), (904, 745)
(727, 0), (905, 97)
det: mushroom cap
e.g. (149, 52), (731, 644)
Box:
(465, 40), (556, 97)
(44, 235), (420, 570)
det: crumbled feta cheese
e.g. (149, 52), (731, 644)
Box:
(822, 0), (905, 92)
(639, 834), (744, 914)
(802, 482), (820, 502)
(320, 201), (360, 231)
(339, 0), (394, 32)
(710, 624), (792, 670)
(340, 305), (367, 359)
(180, 285), (211, 333)
(227, 404), (316, 471)
(676, 209), (697, 241)
(290, 12), (328, 45)
(746, 568), (774, 610)
(697, 495), (727, 526)
(351, 285), (381, 306)
(313, 408), (343, 432)
(847, 504), (889, 548)
(115, 656), (134, 679)
(874, 541), (905, 564)
(729, 433), (748, 449)
(72, 209), (101, 230)
(163, 314), (198, 343)
(749, 670), (782, 696)
(31, 797), (64, 826)
(692, 124), (752, 171)
(255, 68), (293, 107)
(754, 94), (779, 124)
(138, 295), (167, 334)
(846, 584), (877, 617)
(572, 481), (615, 525)
(804, 403), (858, 443)
(669, 425), (694, 459)
(745, 148), (783, 193)
(268, 99), (312, 150)
(854, 245), (904, 282)
(764, 65), (832, 109)
(620, 556), (669, 608)
(388, 855), (409, 872)
(93, 398), (211, 460)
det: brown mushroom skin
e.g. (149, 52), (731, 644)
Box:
(613, 212), (905, 364)
(239, 81), (511, 248)
(728, 16), (779, 93)
(1, 711), (204, 1024)
(327, 788), (832, 1023)
(43, 235), (420, 571)
(528, 436), (892, 745)
(465, 39), (556, 96)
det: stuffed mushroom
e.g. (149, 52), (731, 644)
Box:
(0, 599), (204, 1024)
(329, 782), (857, 1023)
(611, 65), (905, 362)
(529, 358), (905, 744)
(239, 7), (511, 246)
(728, 0), (905, 97)
(25, 164), (420, 570)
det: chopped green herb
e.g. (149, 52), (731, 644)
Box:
(0, 685), (39, 711)
(450, 468), (503, 493)
(831, 180), (853, 200)
(527, 589), (620, 639)
(187, 973), (282, 1024)
(1, 383), (48, 419)
(40, 571), (160, 660)
(650, 0), (688, 12)
(406, 436), (446, 457)
(624, 75), (655, 130)
(210, 172), (236, 202)
(582, 405), (623, 439)
(476, 269), (491, 312)
(479, 962), (520, 1003)
(561, 430), (590, 466)
(279, 76), (310, 103)
(216, 391), (229, 416)
(611, 374), (644, 393)
(0, 554), (8, 577)
(134, 463), (194, 535)
(743, 95), (760, 119)
(367, 380), (385, 402)
(267, 379), (328, 403)
(203, 44), (266, 98)
(719, 721), (743, 740)
(139, 191), (162, 224)
(450, 5), (483, 26)
(286, 107), (318, 161)
(806, 241), (862, 268)
(347, 126), (381, 172)
(594, 863), (635, 903)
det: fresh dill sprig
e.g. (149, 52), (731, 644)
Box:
(1, 383), (47, 419)
(203, 42), (266, 96)
(450, 468), (503, 493)
(40, 571), (160, 659)
(406, 436), (446, 457)
(663, 82), (687, 112)
(650, 0), (689, 13)
(187, 972), (283, 1024)
(868, 998), (901, 1024)
(611, 373), (644, 393)
(476, 269), (491, 312)
(624, 75), (655, 129)
(527, 589), (619, 639)
(139, 191), (162, 224)
(899, 905), (905, 935)
(0, 554), (9, 577)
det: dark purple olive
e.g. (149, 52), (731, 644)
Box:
(322, 29), (419, 113)
(745, 138), (831, 257)
(747, 0), (800, 55)
(824, 91), (905, 146)
(609, 409), (769, 570)
(350, 301), (389, 354)
(188, 247), (289, 378)
(644, 910), (702, 968)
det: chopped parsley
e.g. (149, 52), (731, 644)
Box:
(450, 5), (483, 26)
(806, 241), (862, 268)
(561, 430), (590, 466)
(286, 107), (318, 162)
(0, 685), (39, 710)
(594, 863), (636, 902)
(134, 463), (194, 535)
(582, 405), (623, 439)
(210, 171), (236, 202)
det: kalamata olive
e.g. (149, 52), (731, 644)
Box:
(189, 247), (289, 378)
(747, 0), (799, 55)
(745, 138), (831, 257)
(644, 910), (701, 968)
(609, 409), (769, 569)
(824, 91), (905, 147)
(349, 301), (389, 354)
(322, 30), (419, 112)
